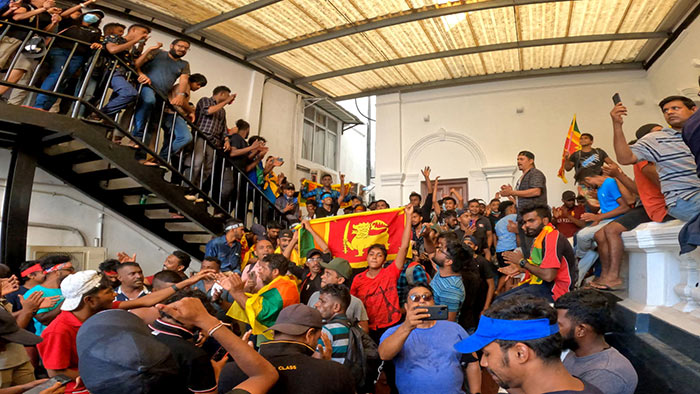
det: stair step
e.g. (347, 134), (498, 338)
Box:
(100, 177), (142, 190)
(123, 195), (165, 205)
(44, 140), (88, 156)
(73, 160), (110, 174)
(183, 234), (213, 244)
(165, 222), (209, 233)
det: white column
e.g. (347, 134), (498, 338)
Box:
(377, 173), (405, 207)
(481, 166), (518, 199)
(622, 221), (685, 307)
(673, 253), (698, 313)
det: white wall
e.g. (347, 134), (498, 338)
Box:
(647, 13), (700, 101)
(374, 69), (664, 207)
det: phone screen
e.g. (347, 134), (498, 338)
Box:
(25, 375), (72, 394)
(612, 93), (621, 105)
(212, 346), (229, 361)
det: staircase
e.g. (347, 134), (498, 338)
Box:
(1, 103), (273, 258)
(0, 22), (291, 265)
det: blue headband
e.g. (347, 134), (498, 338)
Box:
(320, 192), (332, 200)
(454, 315), (559, 353)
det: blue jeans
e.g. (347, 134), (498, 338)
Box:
(34, 48), (85, 110)
(668, 192), (700, 222)
(131, 85), (158, 141)
(101, 72), (138, 115)
(159, 112), (192, 160)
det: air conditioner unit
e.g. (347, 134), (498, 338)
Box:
(27, 246), (107, 271)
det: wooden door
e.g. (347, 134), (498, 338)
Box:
(421, 177), (468, 203)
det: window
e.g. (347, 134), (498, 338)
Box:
(302, 106), (340, 170)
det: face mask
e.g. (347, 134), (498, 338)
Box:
(83, 13), (99, 24)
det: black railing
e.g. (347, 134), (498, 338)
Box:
(0, 20), (288, 229)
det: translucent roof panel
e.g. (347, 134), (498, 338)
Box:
(128, 0), (691, 98)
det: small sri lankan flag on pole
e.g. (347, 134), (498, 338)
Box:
(557, 115), (583, 183)
(295, 208), (412, 269)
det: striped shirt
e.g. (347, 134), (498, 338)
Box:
(630, 128), (700, 207)
(319, 314), (350, 364)
(430, 274), (465, 313)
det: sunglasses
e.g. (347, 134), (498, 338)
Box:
(409, 293), (433, 302)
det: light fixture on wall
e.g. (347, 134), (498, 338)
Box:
(516, 106), (524, 114)
(634, 97), (645, 105)
(424, 115), (430, 122)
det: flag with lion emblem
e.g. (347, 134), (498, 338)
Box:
(297, 208), (411, 269)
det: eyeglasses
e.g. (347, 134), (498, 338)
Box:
(409, 293), (433, 302)
(307, 257), (322, 262)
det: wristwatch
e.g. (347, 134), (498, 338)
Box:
(519, 259), (527, 269)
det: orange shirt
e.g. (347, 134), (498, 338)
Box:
(633, 161), (668, 222)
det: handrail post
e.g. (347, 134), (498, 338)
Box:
(71, 48), (102, 118)
(52, 43), (78, 93)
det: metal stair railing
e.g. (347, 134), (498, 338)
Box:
(0, 20), (289, 229)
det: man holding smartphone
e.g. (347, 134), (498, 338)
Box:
(378, 283), (472, 394)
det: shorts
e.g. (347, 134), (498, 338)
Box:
(0, 36), (21, 68)
(612, 205), (651, 230)
(0, 360), (35, 388)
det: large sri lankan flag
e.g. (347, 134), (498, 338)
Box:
(557, 115), (582, 183)
(297, 207), (411, 269)
(227, 275), (300, 340)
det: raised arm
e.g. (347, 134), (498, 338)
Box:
(610, 103), (638, 165)
(157, 298), (278, 394)
(393, 204), (414, 271)
(421, 166), (433, 192)
(451, 188), (464, 209)
(119, 269), (216, 309)
(301, 219), (330, 253)
(432, 176), (441, 217)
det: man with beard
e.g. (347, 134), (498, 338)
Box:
(555, 289), (638, 394)
(132, 38), (191, 161)
(430, 239), (467, 322)
(455, 294), (603, 394)
(498, 205), (576, 302)
(499, 151), (547, 258)
(222, 254), (300, 343)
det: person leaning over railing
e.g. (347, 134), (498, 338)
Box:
(95, 22), (150, 117)
(31, 8), (103, 111)
(0, 0), (60, 104)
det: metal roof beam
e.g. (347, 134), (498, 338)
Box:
(332, 63), (644, 101)
(296, 32), (668, 84)
(184, 0), (282, 34)
(246, 0), (572, 61)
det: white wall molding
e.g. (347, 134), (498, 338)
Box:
(403, 128), (487, 172)
(379, 173), (405, 186)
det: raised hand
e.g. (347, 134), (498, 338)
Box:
(117, 251), (136, 263)
(421, 166), (431, 179)
(610, 103), (627, 125)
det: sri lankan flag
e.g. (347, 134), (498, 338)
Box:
(299, 179), (353, 208)
(227, 275), (300, 340)
(557, 115), (582, 183)
(296, 207), (411, 269)
(520, 223), (555, 287)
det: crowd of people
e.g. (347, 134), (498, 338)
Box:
(2, 1), (700, 394)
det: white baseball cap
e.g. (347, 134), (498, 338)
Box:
(60, 270), (103, 311)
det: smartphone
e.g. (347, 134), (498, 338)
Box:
(612, 93), (621, 105)
(25, 375), (72, 394)
(211, 346), (229, 361)
(423, 305), (448, 321)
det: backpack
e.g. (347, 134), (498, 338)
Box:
(343, 319), (378, 387)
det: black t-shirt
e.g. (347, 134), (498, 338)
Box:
(569, 148), (609, 178)
(458, 263), (481, 331)
(300, 272), (322, 304)
(6, 3), (52, 40)
(474, 255), (495, 312)
(55, 24), (101, 54)
(228, 133), (250, 170)
(150, 320), (218, 394)
(315, 202), (339, 218)
(543, 381), (604, 394)
(219, 341), (355, 394)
